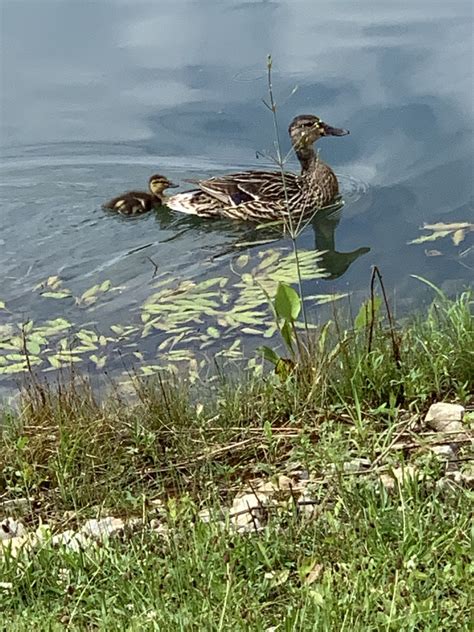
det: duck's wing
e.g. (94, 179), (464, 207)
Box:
(103, 192), (155, 214)
(103, 190), (151, 209)
(186, 171), (300, 207)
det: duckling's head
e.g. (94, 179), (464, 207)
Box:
(289, 114), (349, 148)
(149, 174), (178, 196)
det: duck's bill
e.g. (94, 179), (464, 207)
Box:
(321, 124), (350, 136)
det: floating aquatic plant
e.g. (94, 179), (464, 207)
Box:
(0, 247), (346, 379)
(409, 222), (473, 246)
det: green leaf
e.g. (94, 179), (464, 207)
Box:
(274, 283), (301, 322)
(354, 297), (382, 330)
(258, 345), (280, 366)
(275, 357), (296, 381)
(280, 321), (294, 353)
(0, 301), (6, 310)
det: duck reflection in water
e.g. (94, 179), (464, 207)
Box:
(142, 198), (370, 283)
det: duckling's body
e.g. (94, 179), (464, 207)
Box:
(103, 174), (178, 216)
(166, 115), (349, 222)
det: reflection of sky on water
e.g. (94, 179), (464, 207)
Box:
(0, 1), (473, 340)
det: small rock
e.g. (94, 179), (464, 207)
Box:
(393, 465), (423, 483)
(0, 518), (26, 541)
(149, 498), (164, 509)
(255, 480), (280, 494)
(276, 475), (293, 490)
(343, 457), (372, 472)
(293, 469), (310, 481)
(430, 445), (456, 460)
(149, 518), (164, 531)
(230, 492), (268, 532)
(80, 517), (125, 539)
(436, 473), (462, 495)
(379, 466), (425, 492)
(234, 517), (263, 534)
(231, 492), (269, 513)
(198, 509), (212, 523)
(443, 466), (474, 489)
(52, 530), (90, 552)
(443, 470), (463, 484)
(459, 471), (474, 489)
(0, 534), (32, 556)
(297, 492), (319, 518)
(379, 473), (396, 492)
(425, 403), (465, 434)
(257, 475), (295, 497)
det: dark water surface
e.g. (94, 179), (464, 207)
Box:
(1, 1), (473, 388)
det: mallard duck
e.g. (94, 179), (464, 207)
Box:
(103, 174), (178, 216)
(166, 114), (349, 222)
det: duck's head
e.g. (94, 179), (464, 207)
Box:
(289, 114), (349, 148)
(149, 174), (178, 196)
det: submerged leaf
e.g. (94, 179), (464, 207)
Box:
(0, 362), (29, 375)
(235, 254), (249, 268)
(41, 291), (72, 299)
(206, 326), (220, 339)
(99, 279), (112, 292)
(409, 221), (474, 245)
(80, 284), (101, 300)
(26, 340), (41, 355)
(89, 354), (107, 369)
(452, 229), (466, 246)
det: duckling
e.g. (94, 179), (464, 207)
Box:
(103, 174), (178, 216)
(166, 115), (349, 222)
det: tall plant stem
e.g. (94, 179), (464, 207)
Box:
(265, 55), (309, 335)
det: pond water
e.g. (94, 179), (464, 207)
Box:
(1, 1), (473, 389)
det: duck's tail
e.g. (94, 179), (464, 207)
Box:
(166, 192), (202, 215)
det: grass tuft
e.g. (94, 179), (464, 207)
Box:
(0, 289), (472, 628)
